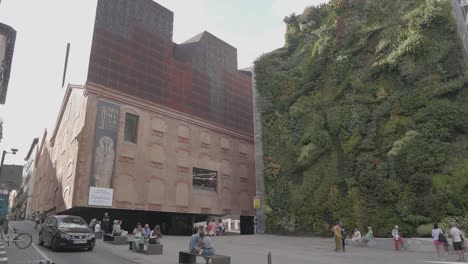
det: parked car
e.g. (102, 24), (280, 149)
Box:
(38, 215), (95, 251)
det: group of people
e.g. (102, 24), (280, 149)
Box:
(333, 220), (467, 262)
(332, 222), (375, 252)
(432, 222), (466, 262)
(88, 218), (102, 233)
(190, 226), (216, 264)
(129, 222), (163, 252)
(205, 219), (225, 237)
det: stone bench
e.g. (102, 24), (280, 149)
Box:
(113, 236), (128, 245)
(103, 234), (114, 242)
(178, 251), (230, 264)
(104, 234), (128, 245)
(137, 243), (163, 255)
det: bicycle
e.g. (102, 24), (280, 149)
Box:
(0, 223), (33, 249)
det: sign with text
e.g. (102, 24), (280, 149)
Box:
(90, 100), (120, 189)
(88, 187), (113, 207)
(192, 167), (217, 191)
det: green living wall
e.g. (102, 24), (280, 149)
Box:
(255, 0), (468, 237)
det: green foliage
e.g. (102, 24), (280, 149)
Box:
(415, 223), (434, 237)
(256, 0), (468, 236)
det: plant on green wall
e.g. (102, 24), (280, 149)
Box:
(255, 0), (468, 236)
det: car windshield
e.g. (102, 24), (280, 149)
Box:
(57, 217), (87, 228)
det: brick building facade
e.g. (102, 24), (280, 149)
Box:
(30, 0), (255, 234)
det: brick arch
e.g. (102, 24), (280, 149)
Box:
(239, 163), (248, 179)
(178, 125), (190, 139)
(147, 178), (165, 205)
(220, 137), (231, 150)
(220, 159), (231, 176)
(151, 117), (167, 133)
(175, 181), (189, 207)
(150, 143), (165, 164)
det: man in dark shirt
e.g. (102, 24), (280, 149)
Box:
(102, 213), (110, 234)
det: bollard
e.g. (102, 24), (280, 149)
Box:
(267, 251), (272, 264)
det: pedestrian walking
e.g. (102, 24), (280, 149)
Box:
(253, 216), (258, 234)
(432, 223), (446, 260)
(450, 222), (466, 262)
(102, 212), (110, 234)
(340, 223), (348, 252)
(331, 221), (343, 252)
(392, 225), (404, 251)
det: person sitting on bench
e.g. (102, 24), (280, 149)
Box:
(361, 226), (374, 246)
(149, 225), (162, 244)
(189, 226), (200, 254)
(132, 223), (145, 252)
(112, 220), (122, 236)
(198, 231), (216, 264)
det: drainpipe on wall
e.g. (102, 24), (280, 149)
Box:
(251, 66), (266, 234)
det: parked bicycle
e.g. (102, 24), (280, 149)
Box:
(0, 223), (32, 249)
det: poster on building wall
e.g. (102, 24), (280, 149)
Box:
(192, 167), (217, 191)
(90, 100), (120, 191)
(88, 187), (113, 207)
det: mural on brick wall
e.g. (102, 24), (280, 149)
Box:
(192, 167), (217, 192)
(91, 100), (120, 189)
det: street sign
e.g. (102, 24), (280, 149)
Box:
(253, 196), (261, 209)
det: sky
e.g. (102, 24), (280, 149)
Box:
(0, 0), (328, 166)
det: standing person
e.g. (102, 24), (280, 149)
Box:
(392, 225), (404, 251)
(450, 222), (466, 262)
(34, 211), (41, 230)
(432, 223), (445, 260)
(352, 228), (362, 246)
(217, 219), (224, 236)
(205, 220), (211, 235)
(253, 216), (258, 234)
(331, 221), (343, 252)
(340, 223), (348, 252)
(210, 220), (216, 236)
(89, 218), (97, 233)
(102, 213), (110, 234)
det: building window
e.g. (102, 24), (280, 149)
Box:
(124, 113), (139, 143)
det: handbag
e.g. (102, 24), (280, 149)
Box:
(438, 230), (447, 243)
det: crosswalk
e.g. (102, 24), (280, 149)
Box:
(0, 233), (8, 264)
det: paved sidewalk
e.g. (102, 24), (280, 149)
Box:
(6, 220), (468, 264)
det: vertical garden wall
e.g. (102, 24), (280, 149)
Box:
(255, 0), (468, 236)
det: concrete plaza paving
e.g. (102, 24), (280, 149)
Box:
(6, 221), (468, 264)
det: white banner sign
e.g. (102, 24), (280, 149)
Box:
(88, 187), (113, 207)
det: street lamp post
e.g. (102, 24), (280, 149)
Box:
(0, 148), (18, 178)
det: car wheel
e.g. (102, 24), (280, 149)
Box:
(50, 237), (59, 252)
(87, 246), (94, 251)
(38, 233), (44, 246)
